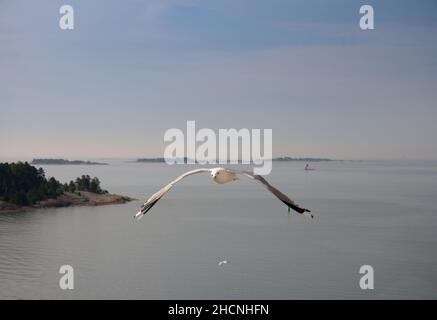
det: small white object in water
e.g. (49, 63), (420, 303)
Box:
(218, 260), (228, 266)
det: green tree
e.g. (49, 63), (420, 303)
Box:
(0, 162), (107, 206)
(68, 181), (76, 192)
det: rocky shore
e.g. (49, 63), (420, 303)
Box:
(0, 191), (133, 213)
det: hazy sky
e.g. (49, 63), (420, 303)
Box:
(1, 0), (436, 160)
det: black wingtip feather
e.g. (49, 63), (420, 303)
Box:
(139, 198), (160, 216)
(282, 200), (311, 215)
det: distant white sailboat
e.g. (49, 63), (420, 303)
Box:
(304, 164), (315, 171)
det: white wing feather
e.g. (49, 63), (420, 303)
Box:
(135, 168), (212, 219)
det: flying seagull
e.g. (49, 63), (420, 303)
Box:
(218, 260), (229, 266)
(135, 167), (312, 220)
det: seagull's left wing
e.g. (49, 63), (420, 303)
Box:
(135, 168), (212, 220)
(239, 171), (313, 218)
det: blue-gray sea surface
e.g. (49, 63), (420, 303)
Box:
(0, 160), (436, 299)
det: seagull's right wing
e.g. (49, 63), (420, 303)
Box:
(240, 171), (313, 218)
(135, 168), (212, 220)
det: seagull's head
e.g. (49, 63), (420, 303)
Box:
(211, 167), (239, 184)
(210, 167), (225, 180)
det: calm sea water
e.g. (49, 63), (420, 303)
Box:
(0, 160), (436, 299)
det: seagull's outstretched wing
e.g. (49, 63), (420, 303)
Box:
(240, 171), (313, 218)
(135, 168), (211, 220)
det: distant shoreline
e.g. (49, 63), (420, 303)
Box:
(0, 191), (133, 213)
(31, 159), (108, 165)
(134, 158), (167, 163)
(272, 157), (335, 162)
(134, 156), (337, 163)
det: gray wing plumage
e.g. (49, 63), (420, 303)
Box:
(135, 168), (211, 219)
(135, 167), (312, 220)
(240, 171), (313, 217)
